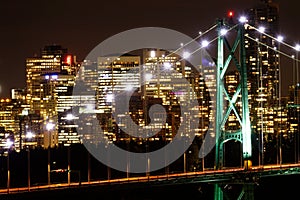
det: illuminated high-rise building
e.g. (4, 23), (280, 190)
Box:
(142, 49), (185, 141)
(244, 0), (280, 136)
(96, 55), (141, 141)
(287, 84), (300, 135)
(95, 49), (209, 143)
(25, 44), (79, 147)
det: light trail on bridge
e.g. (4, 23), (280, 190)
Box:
(1, 163), (300, 196)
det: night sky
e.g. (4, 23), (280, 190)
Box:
(0, 0), (299, 97)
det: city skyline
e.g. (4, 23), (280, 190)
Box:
(0, 0), (300, 98)
(1, 2), (300, 198)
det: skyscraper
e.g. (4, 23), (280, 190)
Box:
(25, 44), (80, 147)
(245, 0), (280, 137)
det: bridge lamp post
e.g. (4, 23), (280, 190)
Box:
(276, 35), (284, 166)
(257, 26), (265, 166)
(238, 16), (248, 23)
(46, 122), (55, 185)
(65, 113), (75, 185)
(294, 44), (300, 163)
(6, 139), (13, 193)
(25, 131), (35, 191)
(124, 85), (134, 179)
(200, 39), (210, 171)
(182, 51), (190, 173)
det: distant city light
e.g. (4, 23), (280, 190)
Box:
(5, 139), (13, 148)
(150, 50), (156, 58)
(65, 114), (74, 121)
(65, 55), (72, 64)
(26, 132), (34, 139)
(51, 75), (58, 80)
(46, 122), (55, 131)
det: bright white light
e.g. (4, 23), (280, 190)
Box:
(145, 73), (153, 81)
(277, 35), (284, 42)
(183, 51), (190, 59)
(46, 123), (55, 131)
(295, 44), (300, 51)
(66, 114), (74, 121)
(150, 50), (156, 58)
(180, 43), (184, 47)
(258, 26), (265, 33)
(220, 28), (228, 36)
(106, 94), (114, 102)
(26, 132), (34, 139)
(5, 139), (13, 148)
(239, 16), (248, 23)
(163, 62), (172, 69)
(199, 31), (202, 35)
(202, 40), (209, 48)
(21, 109), (28, 116)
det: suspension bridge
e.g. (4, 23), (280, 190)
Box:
(1, 15), (300, 200)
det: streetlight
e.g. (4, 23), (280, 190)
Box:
(294, 44), (300, 163)
(46, 122), (54, 185)
(257, 26), (265, 166)
(19, 109), (29, 150)
(25, 132), (34, 191)
(5, 139), (13, 193)
(276, 35), (284, 165)
(64, 113), (75, 185)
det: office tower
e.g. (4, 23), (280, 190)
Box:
(25, 44), (79, 148)
(287, 83), (300, 135)
(244, 0), (280, 136)
(96, 54), (141, 141)
(287, 84), (300, 161)
(142, 49), (213, 142)
(94, 49), (210, 143)
(0, 98), (18, 150)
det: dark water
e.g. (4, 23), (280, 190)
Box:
(1, 174), (299, 200)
